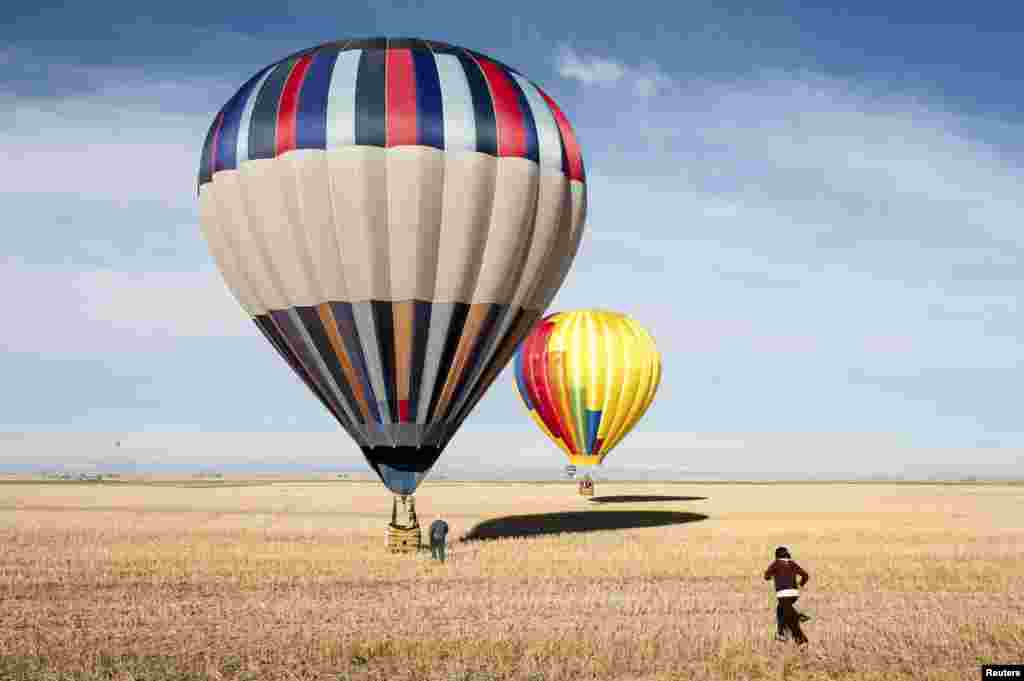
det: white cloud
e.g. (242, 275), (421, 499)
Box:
(555, 46), (628, 85)
(0, 263), (252, 353)
(2, 64), (229, 207)
(555, 45), (674, 97)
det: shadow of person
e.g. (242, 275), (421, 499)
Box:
(460, 510), (709, 542)
(588, 495), (708, 504)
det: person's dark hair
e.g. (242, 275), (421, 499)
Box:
(775, 546), (791, 559)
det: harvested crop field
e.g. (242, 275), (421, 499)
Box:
(0, 479), (1021, 680)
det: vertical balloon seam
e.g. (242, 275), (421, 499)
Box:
(444, 162), (544, 422)
(433, 305), (492, 419)
(210, 180), (272, 314)
(276, 54), (316, 156)
(294, 45), (343, 151)
(321, 157), (385, 427)
(236, 67), (277, 169)
(639, 324), (662, 428)
(454, 47), (499, 156)
(266, 311), (350, 435)
(391, 301), (413, 424)
(427, 160), (500, 422)
(594, 311), (616, 459)
(249, 56), (302, 162)
(445, 304), (507, 420)
(606, 317), (646, 453)
(412, 39), (445, 151)
(292, 305), (363, 425)
(598, 314), (635, 456)
(514, 342), (562, 451)
(542, 315), (575, 455)
(593, 311), (615, 460)
(328, 302), (383, 426)
(351, 303), (395, 435)
(317, 303), (373, 423)
(525, 319), (565, 451)
(281, 308), (362, 434)
(198, 192), (250, 314)
(633, 322), (660, 444)
(606, 317), (655, 454)
(454, 308), (542, 442)
(604, 313), (643, 453)
(549, 314), (571, 453)
(198, 112), (221, 188)
(292, 307), (368, 430)
(555, 312), (578, 456)
(584, 311), (602, 455)
(454, 165), (543, 413)
(571, 311), (589, 456)
(421, 157), (497, 425)
(577, 311), (594, 455)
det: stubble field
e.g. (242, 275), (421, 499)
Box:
(0, 478), (1021, 681)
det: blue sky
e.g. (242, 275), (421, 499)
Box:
(3, 1), (1023, 473)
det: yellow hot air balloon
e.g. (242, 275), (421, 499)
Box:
(513, 310), (661, 496)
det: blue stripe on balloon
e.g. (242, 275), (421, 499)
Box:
(295, 45), (341, 150)
(411, 46), (444, 150)
(248, 56), (300, 160)
(513, 344), (535, 412)
(197, 113), (220, 187)
(506, 71), (540, 165)
(455, 50), (497, 156)
(214, 67), (271, 171)
(585, 409), (602, 454)
(354, 45), (387, 147)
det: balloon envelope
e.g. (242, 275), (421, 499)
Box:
(513, 310), (661, 466)
(197, 38), (587, 495)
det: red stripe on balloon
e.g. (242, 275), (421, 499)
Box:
(276, 54), (314, 155)
(528, 320), (573, 453)
(475, 57), (526, 158)
(535, 86), (584, 182)
(385, 48), (418, 147)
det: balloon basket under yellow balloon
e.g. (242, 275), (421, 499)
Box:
(386, 495), (421, 554)
(578, 479), (595, 497)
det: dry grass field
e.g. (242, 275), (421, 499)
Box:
(0, 478), (1021, 681)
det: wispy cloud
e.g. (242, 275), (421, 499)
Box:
(0, 263), (251, 354)
(555, 45), (674, 97)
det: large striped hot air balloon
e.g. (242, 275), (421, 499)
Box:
(197, 38), (586, 543)
(513, 310), (661, 496)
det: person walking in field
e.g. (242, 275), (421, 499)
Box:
(764, 546), (811, 644)
(429, 517), (449, 562)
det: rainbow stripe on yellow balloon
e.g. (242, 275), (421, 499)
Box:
(513, 310), (661, 466)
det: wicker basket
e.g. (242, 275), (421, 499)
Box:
(386, 523), (421, 553)
(578, 480), (595, 497)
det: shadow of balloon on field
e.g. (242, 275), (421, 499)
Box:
(460, 510), (709, 542)
(588, 495), (708, 504)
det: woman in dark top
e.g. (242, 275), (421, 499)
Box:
(764, 546), (810, 644)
